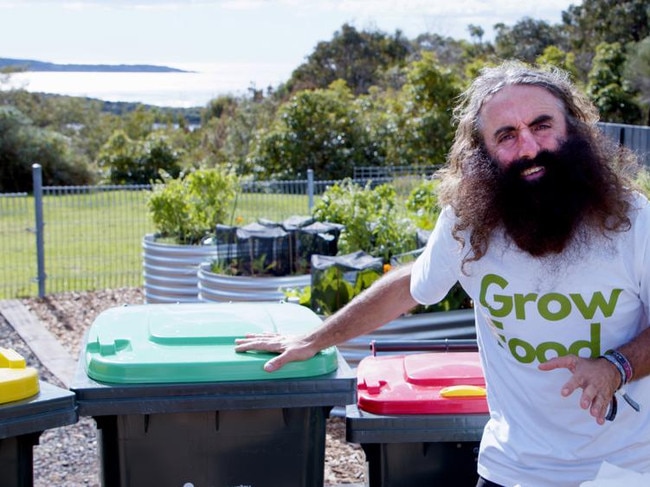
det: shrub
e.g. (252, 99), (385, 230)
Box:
(312, 179), (417, 262)
(405, 177), (441, 230)
(147, 168), (237, 244)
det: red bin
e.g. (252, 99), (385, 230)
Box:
(346, 340), (489, 487)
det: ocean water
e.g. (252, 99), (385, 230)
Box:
(2, 61), (295, 108)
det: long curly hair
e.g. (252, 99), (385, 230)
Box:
(436, 61), (640, 271)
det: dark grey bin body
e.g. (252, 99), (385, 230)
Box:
(346, 404), (489, 487)
(71, 352), (356, 487)
(0, 381), (77, 487)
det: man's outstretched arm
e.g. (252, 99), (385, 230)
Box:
(234, 263), (418, 371)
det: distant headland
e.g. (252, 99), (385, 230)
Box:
(0, 57), (190, 73)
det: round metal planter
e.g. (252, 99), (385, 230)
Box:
(197, 262), (311, 303)
(142, 234), (222, 304)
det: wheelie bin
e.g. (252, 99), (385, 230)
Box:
(71, 301), (356, 487)
(346, 339), (490, 487)
(0, 348), (77, 487)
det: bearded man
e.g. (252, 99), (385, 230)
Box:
(236, 61), (650, 486)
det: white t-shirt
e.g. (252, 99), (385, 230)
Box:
(411, 193), (650, 487)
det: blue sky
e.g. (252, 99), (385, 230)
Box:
(1, 0), (578, 71)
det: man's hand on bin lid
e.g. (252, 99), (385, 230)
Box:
(235, 333), (318, 372)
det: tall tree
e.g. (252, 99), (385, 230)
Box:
(562, 0), (650, 75)
(494, 17), (563, 63)
(624, 36), (650, 124)
(411, 33), (478, 72)
(535, 46), (579, 82)
(586, 42), (642, 124)
(379, 52), (462, 167)
(248, 80), (378, 180)
(0, 106), (93, 192)
(287, 24), (412, 95)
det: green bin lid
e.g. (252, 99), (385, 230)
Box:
(84, 302), (338, 384)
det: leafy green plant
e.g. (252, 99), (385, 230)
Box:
(97, 130), (183, 185)
(310, 266), (382, 315)
(147, 167), (237, 244)
(405, 178), (441, 230)
(282, 286), (312, 307)
(312, 179), (417, 262)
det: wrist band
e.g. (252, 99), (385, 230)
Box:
(601, 353), (626, 389)
(605, 395), (618, 422)
(607, 350), (634, 383)
(600, 350), (640, 420)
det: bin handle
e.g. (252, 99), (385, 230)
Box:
(370, 339), (478, 356)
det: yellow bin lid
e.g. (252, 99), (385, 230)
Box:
(0, 348), (40, 404)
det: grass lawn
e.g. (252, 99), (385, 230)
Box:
(0, 189), (312, 298)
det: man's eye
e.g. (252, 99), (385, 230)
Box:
(497, 134), (515, 144)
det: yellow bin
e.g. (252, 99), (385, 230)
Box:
(0, 348), (39, 405)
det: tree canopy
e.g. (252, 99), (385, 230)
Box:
(2, 1), (650, 189)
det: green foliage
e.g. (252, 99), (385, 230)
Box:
(310, 266), (382, 316)
(198, 95), (279, 175)
(405, 178), (441, 230)
(147, 168), (238, 244)
(287, 23), (412, 95)
(388, 52), (461, 166)
(634, 167), (650, 197)
(97, 130), (183, 184)
(587, 42), (642, 123)
(312, 179), (417, 262)
(249, 81), (377, 179)
(624, 36), (650, 123)
(494, 17), (563, 63)
(536, 46), (580, 81)
(202, 95), (239, 123)
(562, 0), (650, 65)
(0, 105), (94, 192)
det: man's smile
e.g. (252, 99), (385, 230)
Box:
(521, 165), (545, 180)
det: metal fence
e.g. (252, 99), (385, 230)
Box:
(597, 122), (650, 166)
(0, 182), (156, 299)
(1, 122), (649, 299)
(0, 167), (397, 299)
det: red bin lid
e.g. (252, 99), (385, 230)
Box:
(357, 352), (489, 415)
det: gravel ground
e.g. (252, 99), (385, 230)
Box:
(0, 288), (366, 486)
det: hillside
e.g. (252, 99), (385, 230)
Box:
(0, 57), (188, 73)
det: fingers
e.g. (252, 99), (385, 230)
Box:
(560, 372), (610, 425)
(233, 334), (314, 373)
(539, 355), (617, 425)
(263, 353), (289, 372)
(538, 354), (579, 372)
(234, 334), (283, 353)
(587, 389), (611, 425)
(233, 336), (290, 372)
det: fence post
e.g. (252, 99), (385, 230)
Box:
(32, 164), (46, 297)
(307, 169), (314, 212)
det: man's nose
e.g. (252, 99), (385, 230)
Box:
(516, 128), (540, 159)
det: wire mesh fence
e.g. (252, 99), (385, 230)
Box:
(0, 175), (388, 299)
(0, 186), (157, 298)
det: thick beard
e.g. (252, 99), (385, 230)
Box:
(491, 134), (605, 256)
